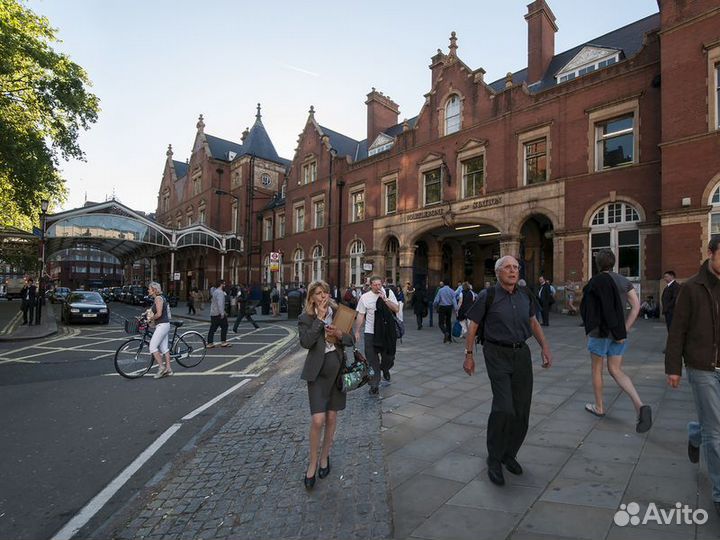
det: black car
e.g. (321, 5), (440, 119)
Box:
(62, 291), (110, 325)
(130, 286), (146, 305)
(110, 287), (123, 301)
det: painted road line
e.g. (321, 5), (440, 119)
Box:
(49, 423), (183, 540)
(181, 379), (250, 421)
(0, 358), (40, 365)
(206, 326), (295, 372)
(206, 342), (277, 372)
(235, 329), (297, 376)
(102, 371), (258, 377)
(0, 311), (22, 335)
(3, 337), (133, 361)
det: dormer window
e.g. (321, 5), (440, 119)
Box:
(368, 133), (395, 157)
(556, 46), (620, 83)
(445, 95), (461, 135)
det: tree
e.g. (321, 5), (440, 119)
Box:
(0, 0), (99, 227)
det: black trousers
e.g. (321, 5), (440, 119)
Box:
(208, 315), (228, 344)
(187, 302), (196, 315)
(438, 305), (453, 339)
(483, 342), (533, 464)
(233, 304), (259, 330)
(364, 333), (394, 389)
(415, 313), (423, 329)
(22, 300), (35, 325)
(665, 312), (673, 332)
(540, 306), (550, 326)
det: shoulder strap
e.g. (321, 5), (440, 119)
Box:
(476, 287), (496, 345)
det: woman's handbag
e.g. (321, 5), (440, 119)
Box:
(451, 320), (463, 338)
(337, 347), (375, 393)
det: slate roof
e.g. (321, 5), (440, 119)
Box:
(205, 134), (244, 162)
(172, 160), (188, 179)
(319, 115), (419, 162)
(242, 118), (282, 163)
(488, 13), (660, 93)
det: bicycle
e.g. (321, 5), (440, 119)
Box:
(114, 316), (207, 379)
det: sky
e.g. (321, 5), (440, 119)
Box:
(27, 0), (659, 215)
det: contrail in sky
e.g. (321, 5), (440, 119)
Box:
(280, 63), (320, 77)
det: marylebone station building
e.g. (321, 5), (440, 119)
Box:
(154, 0), (720, 303)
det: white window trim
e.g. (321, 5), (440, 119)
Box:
(382, 174), (398, 215)
(301, 160), (317, 185)
(517, 125), (551, 187)
(588, 201), (642, 280)
(311, 245), (324, 282)
(587, 99), (640, 173)
(444, 95), (462, 136)
(276, 212), (285, 239)
(294, 203), (305, 234)
(558, 52), (619, 83)
(293, 249), (305, 284)
(419, 161), (443, 207)
(348, 239), (365, 287)
(312, 195), (325, 229)
(707, 45), (720, 132)
(263, 217), (273, 241)
(349, 185), (365, 223)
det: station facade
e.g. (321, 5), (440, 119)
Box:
(157, 0), (720, 299)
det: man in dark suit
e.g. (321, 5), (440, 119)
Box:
(661, 270), (679, 331)
(537, 276), (554, 326)
(20, 278), (37, 326)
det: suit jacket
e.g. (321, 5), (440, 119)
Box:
(298, 311), (353, 382)
(580, 272), (627, 340)
(661, 280), (679, 316)
(20, 285), (36, 305)
(538, 284), (554, 308)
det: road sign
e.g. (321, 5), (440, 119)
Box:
(270, 251), (280, 262)
(173, 272), (181, 280)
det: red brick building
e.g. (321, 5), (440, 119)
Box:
(158, 0), (720, 300)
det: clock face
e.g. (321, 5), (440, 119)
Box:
(261, 174), (272, 186)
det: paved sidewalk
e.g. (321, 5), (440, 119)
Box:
(109, 314), (718, 540)
(0, 300), (57, 341)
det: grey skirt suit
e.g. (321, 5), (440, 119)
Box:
(299, 312), (353, 414)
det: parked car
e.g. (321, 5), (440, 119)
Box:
(61, 291), (110, 325)
(111, 287), (123, 301)
(50, 287), (71, 304)
(98, 288), (113, 303)
(130, 285), (145, 305)
(120, 285), (132, 303)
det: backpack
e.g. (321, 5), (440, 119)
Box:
(476, 286), (534, 345)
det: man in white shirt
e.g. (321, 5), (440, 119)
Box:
(355, 275), (399, 394)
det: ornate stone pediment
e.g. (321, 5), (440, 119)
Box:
(558, 46), (620, 75)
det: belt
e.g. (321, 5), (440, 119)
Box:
(485, 338), (526, 349)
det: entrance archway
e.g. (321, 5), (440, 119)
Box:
(412, 223), (500, 289)
(519, 214), (554, 287)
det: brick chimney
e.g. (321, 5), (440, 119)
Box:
(525, 0), (558, 84)
(365, 88), (400, 144)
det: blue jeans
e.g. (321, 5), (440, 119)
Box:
(687, 368), (720, 502)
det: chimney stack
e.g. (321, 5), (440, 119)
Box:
(365, 88), (400, 144)
(525, 0), (558, 84)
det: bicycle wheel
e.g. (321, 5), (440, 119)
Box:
(174, 331), (207, 368)
(114, 337), (153, 379)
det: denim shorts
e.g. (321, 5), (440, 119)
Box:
(587, 336), (627, 357)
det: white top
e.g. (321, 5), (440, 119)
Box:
(322, 308), (336, 353)
(356, 289), (398, 334)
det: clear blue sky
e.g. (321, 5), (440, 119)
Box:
(28, 0), (659, 214)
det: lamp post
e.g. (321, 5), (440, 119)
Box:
(36, 198), (49, 324)
(336, 179), (345, 290)
(215, 188), (241, 285)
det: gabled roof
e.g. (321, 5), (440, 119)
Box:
(488, 12), (660, 93)
(242, 117), (282, 163)
(319, 125), (364, 161)
(172, 160), (188, 179)
(205, 134), (244, 162)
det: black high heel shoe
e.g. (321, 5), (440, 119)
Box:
(318, 456), (331, 479)
(304, 468), (317, 489)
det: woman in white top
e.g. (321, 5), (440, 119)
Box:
(145, 281), (172, 379)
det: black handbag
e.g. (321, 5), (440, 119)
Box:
(337, 347), (374, 393)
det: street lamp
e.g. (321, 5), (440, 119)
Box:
(215, 189), (241, 245)
(36, 198), (49, 324)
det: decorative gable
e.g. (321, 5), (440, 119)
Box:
(556, 46), (621, 82)
(368, 132), (395, 157)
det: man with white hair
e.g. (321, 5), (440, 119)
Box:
(463, 255), (552, 486)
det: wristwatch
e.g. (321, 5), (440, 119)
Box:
(465, 350), (473, 355)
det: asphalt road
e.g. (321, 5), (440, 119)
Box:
(0, 301), (297, 540)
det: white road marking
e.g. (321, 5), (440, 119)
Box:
(49, 423), (182, 540)
(101, 371), (258, 377)
(0, 311), (22, 335)
(181, 378), (251, 420)
(0, 358), (39, 365)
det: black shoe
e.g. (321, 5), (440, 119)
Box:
(688, 440), (700, 464)
(382, 370), (391, 382)
(369, 386), (379, 395)
(502, 456), (523, 475)
(487, 460), (505, 486)
(318, 456), (331, 479)
(304, 469), (317, 490)
(636, 405), (653, 433)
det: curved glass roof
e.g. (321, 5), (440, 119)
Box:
(47, 214), (171, 247)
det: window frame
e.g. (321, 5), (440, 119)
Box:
(589, 201), (642, 279)
(312, 197), (325, 229)
(423, 168), (442, 206)
(382, 175), (398, 215)
(311, 245), (324, 282)
(302, 161), (317, 185)
(349, 239), (365, 287)
(293, 248), (304, 284)
(707, 45), (720, 131)
(263, 217), (273, 241)
(587, 99), (639, 173)
(462, 155), (485, 198)
(350, 188), (365, 223)
(276, 213), (285, 239)
(444, 95), (461, 135)
(294, 203), (305, 234)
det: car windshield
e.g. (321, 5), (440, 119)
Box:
(68, 292), (104, 304)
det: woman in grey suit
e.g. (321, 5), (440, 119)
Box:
(299, 280), (354, 489)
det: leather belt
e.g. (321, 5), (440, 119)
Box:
(485, 338), (526, 349)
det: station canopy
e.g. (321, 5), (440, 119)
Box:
(45, 200), (242, 262)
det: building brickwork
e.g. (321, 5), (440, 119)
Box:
(155, 0), (720, 301)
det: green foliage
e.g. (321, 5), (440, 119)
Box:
(0, 0), (99, 225)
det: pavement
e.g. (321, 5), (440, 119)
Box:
(0, 299), (57, 341)
(84, 311), (719, 539)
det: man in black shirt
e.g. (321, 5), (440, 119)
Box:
(463, 256), (552, 486)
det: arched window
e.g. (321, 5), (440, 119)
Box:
(385, 237), (400, 285)
(349, 240), (365, 286)
(312, 245), (324, 282)
(589, 202), (641, 278)
(445, 95), (461, 135)
(710, 184), (720, 236)
(293, 248), (305, 285)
